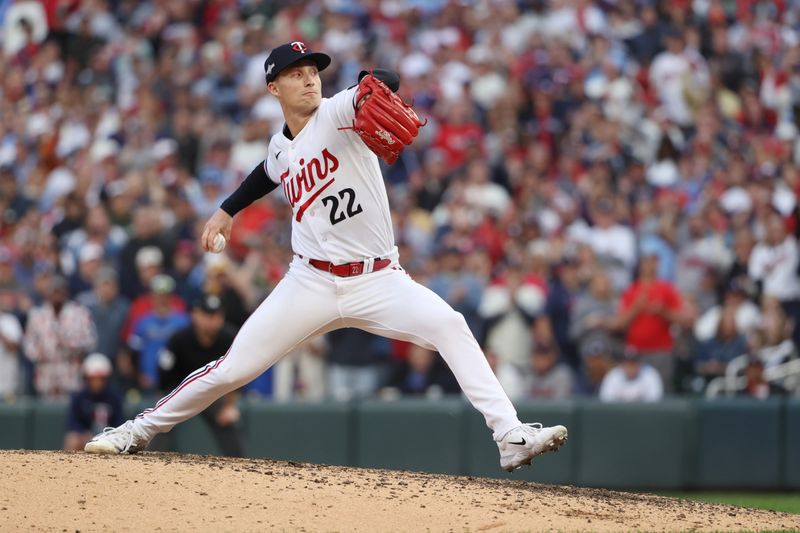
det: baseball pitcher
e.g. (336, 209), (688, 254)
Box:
(85, 42), (568, 472)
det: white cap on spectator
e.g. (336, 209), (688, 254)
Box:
(0, 314), (22, 344)
(90, 138), (120, 163)
(95, 110), (121, 139)
(584, 73), (608, 100)
(466, 45), (494, 65)
(43, 167), (76, 199)
(43, 61), (64, 85)
(27, 113), (52, 139)
(775, 121), (797, 141)
(152, 138), (178, 160)
(79, 242), (104, 263)
(773, 184), (797, 216)
(646, 160), (680, 187)
(608, 78), (634, 102)
(135, 246), (163, 269)
(471, 73), (506, 108)
(0, 143), (16, 168)
(538, 208), (562, 236)
(83, 353), (113, 378)
(720, 187), (752, 214)
(399, 52), (434, 79)
(201, 41), (225, 64)
(441, 61), (473, 100)
(516, 283), (546, 316)
(56, 121), (91, 158)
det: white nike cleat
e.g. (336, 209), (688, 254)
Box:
(497, 423), (568, 472)
(84, 420), (150, 455)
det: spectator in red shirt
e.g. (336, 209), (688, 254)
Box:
(613, 245), (683, 392)
(430, 100), (484, 169)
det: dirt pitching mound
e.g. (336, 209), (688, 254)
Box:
(0, 451), (797, 532)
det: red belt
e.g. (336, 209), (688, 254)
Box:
(304, 256), (391, 277)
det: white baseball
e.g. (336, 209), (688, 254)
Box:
(211, 234), (226, 253)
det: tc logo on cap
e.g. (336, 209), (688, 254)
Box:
(264, 42), (331, 83)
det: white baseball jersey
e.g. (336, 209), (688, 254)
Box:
(265, 87), (398, 265)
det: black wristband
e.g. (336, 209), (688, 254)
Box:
(220, 161), (278, 216)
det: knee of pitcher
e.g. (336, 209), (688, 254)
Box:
(439, 310), (471, 336)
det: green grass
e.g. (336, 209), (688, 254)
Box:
(657, 492), (800, 514)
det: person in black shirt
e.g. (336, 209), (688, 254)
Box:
(64, 353), (125, 451)
(158, 294), (243, 457)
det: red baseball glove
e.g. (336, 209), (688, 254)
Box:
(342, 74), (426, 165)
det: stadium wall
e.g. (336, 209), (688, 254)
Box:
(1, 398), (797, 490)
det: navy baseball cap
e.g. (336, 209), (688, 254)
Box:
(193, 293), (224, 314)
(264, 41), (331, 84)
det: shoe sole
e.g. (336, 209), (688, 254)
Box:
(84, 441), (122, 454)
(501, 427), (569, 472)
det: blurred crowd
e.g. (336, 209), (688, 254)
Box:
(1, 0), (800, 411)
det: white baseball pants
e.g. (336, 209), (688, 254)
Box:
(134, 257), (521, 441)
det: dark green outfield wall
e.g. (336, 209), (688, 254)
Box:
(1, 398), (798, 490)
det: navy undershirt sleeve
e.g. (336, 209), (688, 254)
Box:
(220, 161), (277, 216)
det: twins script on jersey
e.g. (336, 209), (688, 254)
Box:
(265, 87), (398, 265)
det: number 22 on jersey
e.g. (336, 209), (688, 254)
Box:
(322, 188), (363, 225)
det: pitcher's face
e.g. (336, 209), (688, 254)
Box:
(268, 60), (321, 114)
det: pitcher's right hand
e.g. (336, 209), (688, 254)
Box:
(201, 208), (233, 252)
